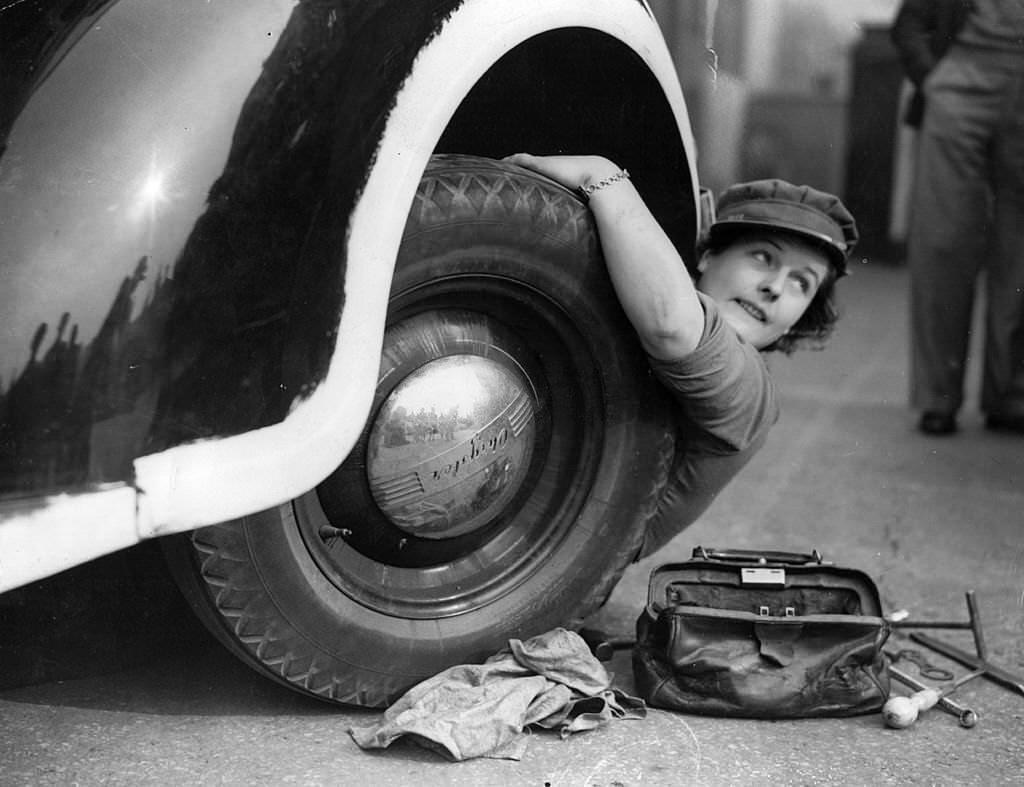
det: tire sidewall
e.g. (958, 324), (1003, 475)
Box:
(192, 155), (673, 704)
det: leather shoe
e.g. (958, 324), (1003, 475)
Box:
(918, 411), (957, 436)
(985, 412), (1024, 435)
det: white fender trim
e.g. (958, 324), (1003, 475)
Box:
(134, 0), (696, 536)
(0, 0), (697, 590)
(0, 484), (137, 591)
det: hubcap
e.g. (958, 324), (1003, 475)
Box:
(298, 298), (594, 617)
(367, 354), (536, 539)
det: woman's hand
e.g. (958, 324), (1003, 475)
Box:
(502, 153), (622, 193)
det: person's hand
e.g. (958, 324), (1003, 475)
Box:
(502, 153), (622, 192)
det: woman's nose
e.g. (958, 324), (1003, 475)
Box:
(759, 271), (785, 300)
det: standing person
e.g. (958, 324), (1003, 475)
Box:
(892, 0), (1024, 436)
(504, 154), (857, 558)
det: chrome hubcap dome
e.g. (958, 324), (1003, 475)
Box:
(367, 354), (536, 539)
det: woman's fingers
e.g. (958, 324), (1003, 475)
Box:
(502, 153), (612, 190)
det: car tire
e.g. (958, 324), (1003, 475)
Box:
(163, 154), (675, 707)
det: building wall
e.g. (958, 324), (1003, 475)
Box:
(651, 0), (901, 201)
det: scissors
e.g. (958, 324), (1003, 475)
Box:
(889, 648), (955, 681)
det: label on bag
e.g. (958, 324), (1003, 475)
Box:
(740, 567), (786, 585)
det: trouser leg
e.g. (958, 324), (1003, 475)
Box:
(907, 53), (992, 414)
(982, 214), (1024, 417)
(983, 70), (1024, 417)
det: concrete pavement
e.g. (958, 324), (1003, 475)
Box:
(2, 261), (1023, 785)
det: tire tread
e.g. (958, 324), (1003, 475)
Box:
(165, 155), (678, 707)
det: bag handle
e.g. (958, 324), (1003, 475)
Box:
(691, 546), (826, 565)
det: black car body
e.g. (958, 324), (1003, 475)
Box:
(0, 0), (700, 705)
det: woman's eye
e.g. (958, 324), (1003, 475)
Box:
(752, 250), (771, 265)
(791, 275), (811, 294)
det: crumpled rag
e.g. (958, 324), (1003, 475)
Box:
(348, 627), (645, 761)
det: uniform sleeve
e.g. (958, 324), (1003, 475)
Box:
(636, 295), (780, 560)
(646, 293), (779, 453)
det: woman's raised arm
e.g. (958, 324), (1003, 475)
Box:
(504, 154), (703, 360)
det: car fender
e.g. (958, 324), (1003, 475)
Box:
(0, 0), (699, 591)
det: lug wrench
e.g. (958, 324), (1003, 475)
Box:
(890, 589), (987, 660)
(910, 632), (1024, 697)
(889, 665), (978, 728)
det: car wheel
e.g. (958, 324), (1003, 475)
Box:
(163, 154), (674, 707)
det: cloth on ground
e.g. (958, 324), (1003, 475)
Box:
(348, 627), (645, 761)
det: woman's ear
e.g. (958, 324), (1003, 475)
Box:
(696, 251), (711, 273)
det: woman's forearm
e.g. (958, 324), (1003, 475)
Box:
(585, 178), (703, 359)
(504, 153), (703, 359)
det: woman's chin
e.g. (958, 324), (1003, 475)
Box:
(721, 310), (773, 348)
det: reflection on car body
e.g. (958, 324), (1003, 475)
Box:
(0, 0), (700, 707)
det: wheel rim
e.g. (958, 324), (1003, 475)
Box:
(295, 274), (605, 619)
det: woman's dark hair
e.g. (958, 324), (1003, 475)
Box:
(696, 227), (842, 355)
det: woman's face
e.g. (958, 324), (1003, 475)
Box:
(696, 232), (831, 349)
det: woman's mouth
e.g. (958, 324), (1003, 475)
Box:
(735, 298), (766, 322)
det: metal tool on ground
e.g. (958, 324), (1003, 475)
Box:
(888, 648), (954, 681)
(892, 667), (979, 729)
(885, 588), (1024, 728)
(884, 665), (983, 729)
(889, 590), (987, 656)
(577, 627), (634, 662)
(911, 631), (1024, 697)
